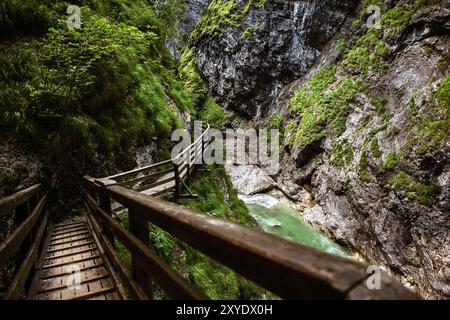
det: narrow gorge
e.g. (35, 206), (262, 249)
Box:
(0, 0), (448, 301)
(179, 0), (450, 299)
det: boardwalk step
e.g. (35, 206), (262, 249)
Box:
(29, 217), (121, 300)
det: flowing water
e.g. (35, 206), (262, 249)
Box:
(240, 194), (352, 258)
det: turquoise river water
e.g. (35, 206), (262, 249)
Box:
(240, 194), (351, 258)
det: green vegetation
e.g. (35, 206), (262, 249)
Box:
(370, 137), (382, 158)
(384, 152), (397, 170)
(240, 27), (257, 41)
(191, 0), (267, 41)
(113, 166), (266, 300)
(409, 97), (419, 116)
(179, 166), (267, 299)
(178, 47), (228, 128)
(389, 171), (439, 206)
(0, 1), (190, 173)
(330, 139), (354, 168)
(382, 8), (412, 28)
(288, 67), (358, 147)
(423, 46), (433, 56)
(403, 76), (450, 155)
(0, 0), (57, 39)
(343, 31), (390, 73)
(414, 0), (441, 9)
(372, 98), (387, 113)
(358, 151), (372, 183)
(199, 97), (228, 129)
(271, 115), (283, 129)
(178, 48), (209, 106)
(180, 166), (255, 226)
(389, 126), (400, 137)
(0, 166), (28, 194)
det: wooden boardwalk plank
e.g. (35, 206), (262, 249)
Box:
(29, 218), (122, 300)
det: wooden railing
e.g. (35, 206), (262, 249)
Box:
(83, 124), (418, 300)
(82, 180), (418, 300)
(0, 184), (48, 299)
(100, 123), (212, 200)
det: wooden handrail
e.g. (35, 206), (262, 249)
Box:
(83, 189), (207, 300)
(85, 183), (417, 300)
(106, 124), (210, 182)
(0, 194), (47, 268)
(0, 185), (48, 299)
(85, 123), (418, 300)
(5, 211), (48, 299)
(0, 184), (42, 217)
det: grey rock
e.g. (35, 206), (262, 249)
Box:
(193, 0), (359, 118)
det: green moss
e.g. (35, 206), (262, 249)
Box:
(389, 126), (400, 137)
(384, 152), (397, 170)
(409, 96), (418, 116)
(177, 47), (228, 127)
(404, 77), (450, 155)
(423, 46), (433, 56)
(363, 0), (385, 10)
(358, 151), (372, 182)
(240, 27), (256, 41)
(200, 96), (228, 129)
(191, 0), (267, 41)
(271, 115), (283, 129)
(336, 33), (347, 53)
(382, 8), (412, 28)
(351, 19), (362, 30)
(360, 114), (371, 129)
(435, 76), (450, 109)
(330, 139), (354, 168)
(372, 98), (387, 113)
(178, 47), (209, 106)
(414, 0), (441, 9)
(389, 171), (439, 206)
(370, 137), (382, 158)
(343, 31), (390, 73)
(289, 66), (359, 148)
(180, 166), (254, 226)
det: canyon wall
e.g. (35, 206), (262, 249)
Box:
(188, 0), (450, 299)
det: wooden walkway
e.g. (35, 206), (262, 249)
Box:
(27, 217), (122, 300)
(1, 123), (419, 300)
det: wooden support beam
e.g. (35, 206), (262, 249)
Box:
(129, 208), (153, 299)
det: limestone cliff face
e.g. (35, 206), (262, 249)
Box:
(193, 0), (359, 118)
(181, 0), (210, 32)
(188, 0), (450, 299)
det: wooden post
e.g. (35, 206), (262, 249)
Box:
(186, 147), (191, 187)
(202, 134), (205, 160)
(15, 200), (33, 262)
(95, 178), (117, 247)
(174, 164), (181, 201)
(129, 207), (153, 299)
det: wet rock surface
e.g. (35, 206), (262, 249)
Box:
(193, 0), (359, 118)
(190, 0), (450, 298)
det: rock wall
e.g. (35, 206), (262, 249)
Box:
(193, 0), (359, 118)
(188, 0), (450, 299)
